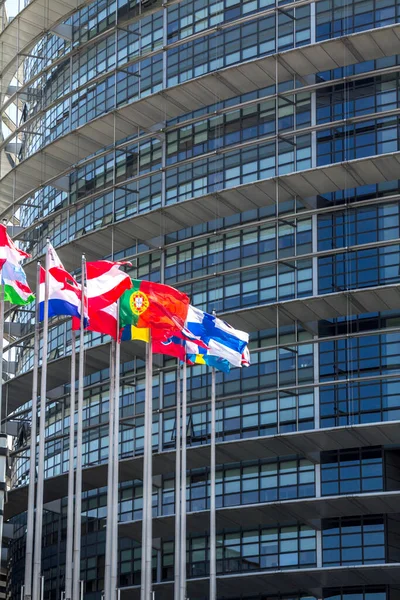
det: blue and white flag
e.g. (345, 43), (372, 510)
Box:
(185, 305), (249, 368)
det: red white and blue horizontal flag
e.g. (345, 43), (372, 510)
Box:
(39, 243), (83, 322)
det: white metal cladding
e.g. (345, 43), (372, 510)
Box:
(5, 420), (400, 520)
(1, 24), (400, 213)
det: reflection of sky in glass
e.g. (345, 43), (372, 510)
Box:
(5, 0), (20, 19)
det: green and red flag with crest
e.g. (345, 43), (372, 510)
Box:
(119, 279), (189, 338)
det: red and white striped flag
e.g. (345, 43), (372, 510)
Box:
(86, 261), (132, 311)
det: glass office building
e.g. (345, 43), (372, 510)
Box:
(2, 0), (400, 598)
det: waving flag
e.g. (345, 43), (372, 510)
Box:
(73, 302), (118, 339)
(121, 324), (150, 343)
(152, 335), (189, 363)
(185, 305), (249, 368)
(120, 280), (189, 335)
(0, 224), (34, 306)
(86, 261), (132, 311)
(186, 348), (231, 373)
(39, 243), (82, 321)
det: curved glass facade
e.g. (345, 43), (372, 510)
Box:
(3, 0), (400, 599)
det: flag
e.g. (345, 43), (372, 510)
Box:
(187, 352), (231, 373)
(2, 261), (35, 306)
(119, 280), (189, 335)
(0, 223), (30, 268)
(121, 325), (150, 343)
(152, 336), (192, 363)
(86, 261), (132, 311)
(39, 243), (82, 321)
(242, 346), (251, 367)
(73, 303), (118, 340)
(185, 305), (249, 368)
(0, 224), (34, 305)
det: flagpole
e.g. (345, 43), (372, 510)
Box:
(111, 303), (120, 600)
(33, 240), (50, 600)
(180, 360), (187, 600)
(140, 339), (148, 600)
(105, 341), (115, 600)
(145, 336), (153, 599)
(174, 361), (181, 600)
(65, 331), (76, 600)
(0, 262), (5, 588)
(209, 367), (217, 600)
(73, 255), (86, 600)
(24, 262), (41, 600)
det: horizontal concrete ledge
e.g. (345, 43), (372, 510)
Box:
(5, 419), (400, 520)
(5, 282), (400, 412)
(1, 24), (400, 213)
(119, 563), (400, 599)
(21, 151), (400, 275)
(119, 490), (400, 541)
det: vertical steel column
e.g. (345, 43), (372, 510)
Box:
(209, 368), (217, 600)
(32, 240), (50, 600)
(24, 262), (41, 600)
(72, 255), (86, 600)
(65, 332), (76, 600)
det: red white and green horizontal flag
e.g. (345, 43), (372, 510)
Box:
(0, 224), (34, 306)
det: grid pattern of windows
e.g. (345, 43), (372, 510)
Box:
(318, 202), (400, 251)
(317, 75), (400, 124)
(162, 525), (316, 580)
(317, 0), (400, 41)
(321, 448), (384, 495)
(320, 377), (400, 427)
(317, 115), (400, 166)
(322, 516), (386, 566)
(8, 1), (400, 598)
(319, 332), (400, 380)
(319, 244), (400, 294)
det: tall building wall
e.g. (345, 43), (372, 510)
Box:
(2, 0), (400, 598)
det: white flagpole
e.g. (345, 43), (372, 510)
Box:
(140, 340), (148, 600)
(24, 262), (41, 600)
(145, 337), (153, 599)
(209, 367), (217, 600)
(105, 341), (115, 600)
(111, 303), (120, 600)
(33, 239), (50, 600)
(180, 361), (187, 600)
(65, 330), (76, 600)
(174, 361), (181, 600)
(72, 255), (86, 600)
(0, 240), (6, 599)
